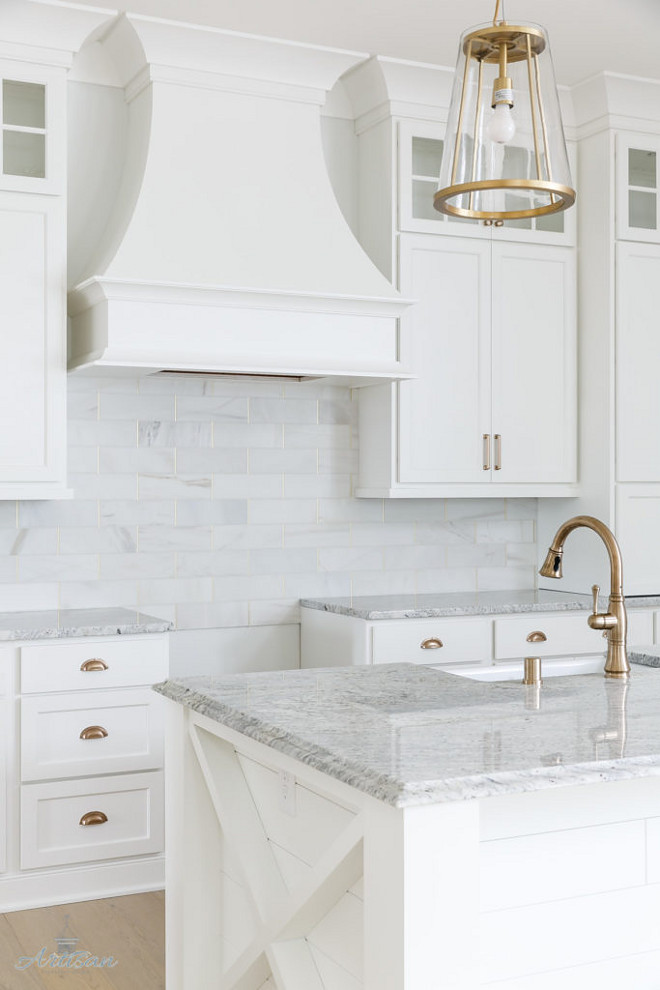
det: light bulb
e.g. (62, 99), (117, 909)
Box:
(486, 103), (516, 144)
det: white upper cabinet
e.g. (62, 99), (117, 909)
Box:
(398, 119), (576, 246)
(0, 62), (68, 498)
(386, 235), (576, 494)
(616, 133), (660, 242)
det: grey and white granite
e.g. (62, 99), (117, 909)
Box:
(0, 607), (172, 641)
(630, 646), (660, 668)
(300, 590), (660, 619)
(155, 662), (660, 809)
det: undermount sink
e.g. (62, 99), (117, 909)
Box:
(448, 655), (605, 681)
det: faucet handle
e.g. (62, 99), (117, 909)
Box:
(591, 584), (600, 614)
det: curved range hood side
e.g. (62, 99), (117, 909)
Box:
(67, 15), (413, 383)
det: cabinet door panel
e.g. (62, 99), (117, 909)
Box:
(616, 242), (660, 481)
(0, 194), (64, 483)
(398, 236), (491, 483)
(491, 243), (576, 484)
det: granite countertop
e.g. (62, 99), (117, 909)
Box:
(300, 590), (660, 620)
(0, 608), (172, 641)
(155, 659), (660, 809)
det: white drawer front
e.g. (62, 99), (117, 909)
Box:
(20, 771), (164, 869)
(494, 613), (604, 660)
(21, 688), (165, 782)
(20, 635), (168, 694)
(372, 617), (492, 665)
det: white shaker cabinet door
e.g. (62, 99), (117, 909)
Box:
(398, 235), (492, 484)
(490, 242), (577, 484)
(0, 193), (65, 490)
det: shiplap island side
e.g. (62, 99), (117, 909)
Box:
(156, 658), (660, 989)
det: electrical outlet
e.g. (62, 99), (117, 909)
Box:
(278, 770), (296, 817)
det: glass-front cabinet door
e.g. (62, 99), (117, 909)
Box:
(0, 62), (63, 194)
(616, 133), (660, 242)
(398, 118), (575, 244)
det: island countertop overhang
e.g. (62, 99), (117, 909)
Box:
(154, 660), (660, 808)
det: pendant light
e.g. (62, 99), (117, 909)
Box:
(434, 0), (575, 222)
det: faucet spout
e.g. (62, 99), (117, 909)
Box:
(539, 515), (629, 679)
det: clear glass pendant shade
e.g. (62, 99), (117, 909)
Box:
(435, 21), (575, 220)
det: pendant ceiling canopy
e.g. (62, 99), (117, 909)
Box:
(434, 2), (576, 222)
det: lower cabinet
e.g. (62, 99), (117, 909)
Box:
(0, 632), (168, 911)
(300, 606), (655, 671)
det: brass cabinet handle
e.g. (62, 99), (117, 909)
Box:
(80, 658), (108, 672)
(79, 811), (108, 827)
(482, 434), (491, 471)
(420, 638), (444, 650)
(526, 631), (548, 643)
(494, 434), (502, 470)
(79, 725), (108, 740)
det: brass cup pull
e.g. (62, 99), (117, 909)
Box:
(80, 658), (108, 672)
(79, 811), (108, 827)
(79, 725), (108, 741)
(420, 638), (444, 650)
(526, 631), (547, 643)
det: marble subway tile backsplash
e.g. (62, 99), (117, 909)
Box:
(0, 376), (537, 628)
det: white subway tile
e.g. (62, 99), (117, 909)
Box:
(383, 500), (445, 523)
(285, 425), (351, 449)
(0, 503), (17, 528)
(318, 548), (384, 572)
(60, 526), (137, 554)
(415, 568), (478, 593)
(0, 558), (17, 581)
(214, 423), (283, 448)
(214, 525), (282, 550)
(176, 500), (247, 525)
(100, 552), (176, 580)
(249, 500), (317, 525)
(284, 523), (350, 548)
(351, 523), (415, 547)
(67, 392), (99, 420)
(505, 497), (538, 519)
(138, 577), (213, 605)
(506, 542), (538, 566)
(446, 545), (507, 568)
(176, 601), (250, 629)
(384, 545), (447, 569)
(6, 528), (58, 555)
(176, 448), (247, 474)
(318, 448), (359, 474)
(477, 566), (536, 591)
(139, 374), (210, 395)
(137, 603), (176, 624)
(250, 548), (317, 574)
(476, 519), (535, 543)
(59, 580), (139, 609)
(415, 521), (474, 545)
(0, 583), (59, 610)
(18, 554), (98, 583)
(19, 501), (98, 527)
(101, 500), (175, 526)
(68, 447), (99, 473)
(100, 393), (174, 421)
(283, 475), (351, 498)
(283, 572), (352, 598)
(176, 396), (247, 422)
(249, 449), (317, 474)
(318, 398), (354, 425)
(139, 525), (212, 552)
(351, 571), (418, 596)
(68, 420), (136, 447)
(213, 475), (283, 499)
(249, 600), (300, 625)
(139, 422), (212, 448)
(69, 473), (137, 500)
(139, 474), (212, 500)
(214, 574), (284, 601)
(250, 397), (317, 424)
(99, 447), (175, 475)
(446, 499), (506, 521)
(319, 499), (382, 523)
(176, 550), (249, 577)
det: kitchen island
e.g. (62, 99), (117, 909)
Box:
(156, 660), (660, 989)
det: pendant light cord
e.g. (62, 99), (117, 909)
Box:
(492, 0), (506, 24)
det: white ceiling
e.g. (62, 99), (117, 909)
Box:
(63, 0), (660, 87)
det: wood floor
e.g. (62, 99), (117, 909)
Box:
(0, 891), (165, 989)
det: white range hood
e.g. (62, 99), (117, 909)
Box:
(67, 15), (411, 383)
